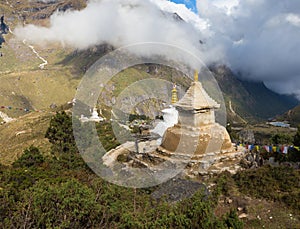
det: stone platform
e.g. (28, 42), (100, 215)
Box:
(102, 139), (245, 178)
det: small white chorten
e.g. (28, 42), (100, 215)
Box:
(89, 107), (104, 122)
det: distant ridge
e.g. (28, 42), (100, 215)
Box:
(277, 105), (300, 127)
(1, 0), (298, 124)
(210, 65), (299, 123)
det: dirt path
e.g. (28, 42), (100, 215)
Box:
(23, 39), (48, 69)
(5, 0), (48, 69)
(229, 100), (247, 123)
(229, 100), (236, 115)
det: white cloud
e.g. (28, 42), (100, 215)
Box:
(15, 0), (225, 69)
(286, 14), (300, 27)
(196, 0), (300, 97)
(14, 0), (300, 98)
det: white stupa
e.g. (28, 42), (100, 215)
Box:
(151, 84), (179, 143)
(89, 107), (104, 122)
(79, 114), (89, 123)
(152, 106), (178, 137)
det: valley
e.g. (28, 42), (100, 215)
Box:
(0, 1), (299, 228)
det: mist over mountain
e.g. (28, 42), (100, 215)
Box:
(15, 0), (222, 69)
(196, 0), (300, 99)
(14, 0), (300, 100)
(59, 45), (298, 123)
(211, 65), (298, 122)
(1, 0), (298, 123)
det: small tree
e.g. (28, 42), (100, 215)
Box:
(271, 133), (293, 145)
(45, 111), (77, 154)
(293, 125), (300, 146)
(223, 210), (244, 229)
(12, 146), (44, 168)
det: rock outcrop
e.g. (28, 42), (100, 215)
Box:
(0, 16), (9, 48)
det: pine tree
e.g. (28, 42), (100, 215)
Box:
(45, 111), (77, 154)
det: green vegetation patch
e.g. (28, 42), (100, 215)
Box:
(234, 165), (300, 211)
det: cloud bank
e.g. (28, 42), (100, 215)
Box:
(16, 0), (223, 68)
(197, 0), (300, 98)
(15, 0), (300, 98)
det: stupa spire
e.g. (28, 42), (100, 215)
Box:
(194, 70), (199, 82)
(171, 83), (178, 104)
(175, 70), (220, 111)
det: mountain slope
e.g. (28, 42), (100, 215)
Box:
(277, 105), (300, 127)
(211, 65), (298, 123)
(0, 0), (299, 166)
(60, 48), (298, 123)
(2, 0), (298, 123)
(0, 111), (52, 165)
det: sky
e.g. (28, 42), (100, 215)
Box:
(15, 0), (300, 99)
(169, 0), (197, 13)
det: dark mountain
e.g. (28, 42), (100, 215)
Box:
(59, 44), (114, 75)
(60, 46), (298, 123)
(211, 65), (299, 123)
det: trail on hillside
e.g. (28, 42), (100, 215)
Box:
(229, 100), (236, 115)
(5, 0), (48, 69)
(23, 39), (48, 69)
(229, 100), (247, 124)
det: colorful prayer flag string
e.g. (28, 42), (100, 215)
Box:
(235, 143), (300, 154)
(0, 105), (44, 113)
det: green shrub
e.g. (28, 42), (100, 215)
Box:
(271, 133), (293, 145)
(214, 171), (236, 197)
(12, 179), (101, 228)
(12, 146), (44, 168)
(0, 188), (17, 227)
(234, 165), (300, 210)
(45, 111), (77, 154)
(223, 210), (244, 229)
(287, 148), (300, 162)
(293, 125), (300, 146)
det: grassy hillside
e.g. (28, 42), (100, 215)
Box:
(3, 0), (298, 124)
(0, 0), (84, 164)
(0, 0), (80, 116)
(62, 48), (299, 123)
(0, 111), (52, 165)
(277, 105), (300, 127)
(1, 0), (299, 163)
(0, 68), (78, 115)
